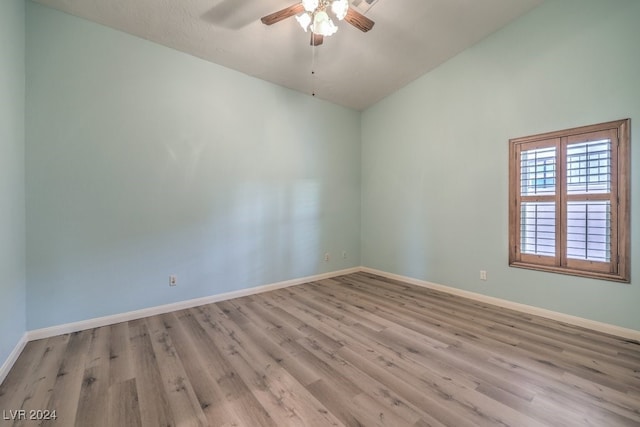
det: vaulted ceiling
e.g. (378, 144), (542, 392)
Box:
(33, 0), (543, 110)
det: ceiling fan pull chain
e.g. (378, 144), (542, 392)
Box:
(311, 39), (317, 97)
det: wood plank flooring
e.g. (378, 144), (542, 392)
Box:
(1, 272), (639, 426)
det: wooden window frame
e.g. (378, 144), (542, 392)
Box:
(509, 119), (630, 283)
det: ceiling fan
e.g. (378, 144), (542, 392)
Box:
(261, 0), (375, 46)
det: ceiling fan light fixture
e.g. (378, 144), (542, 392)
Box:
(311, 10), (338, 36)
(331, 0), (349, 20)
(260, 1), (374, 45)
(296, 12), (312, 31)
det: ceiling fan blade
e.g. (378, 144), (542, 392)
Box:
(311, 33), (324, 46)
(260, 3), (305, 25)
(344, 8), (375, 32)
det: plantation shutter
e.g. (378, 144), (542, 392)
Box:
(508, 119), (629, 282)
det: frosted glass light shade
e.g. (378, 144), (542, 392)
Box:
(311, 11), (338, 36)
(331, 0), (349, 20)
(296, 13), (312, 31)
(302, 0), (319, 13)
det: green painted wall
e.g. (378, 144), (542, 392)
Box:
(0, 0), (26, 366)
(361, 0), (640, 330)
(26, 2), (361, 329)
(16, 0), (640, 336)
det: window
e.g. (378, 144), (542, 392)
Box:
(509, 119), (630, 282)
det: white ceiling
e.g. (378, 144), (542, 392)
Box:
(33, 0), (543, 111)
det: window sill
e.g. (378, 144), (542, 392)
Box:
(509, 261), (630, 283)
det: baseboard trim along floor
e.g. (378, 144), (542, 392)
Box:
(0, 334), (27, 386)
(26, 267), (362, 341)
(3, 265), (638, 386)
(361, 267), (640, 342)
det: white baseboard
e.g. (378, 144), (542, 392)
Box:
(0, 333), (28, 386)
(360, 267), (640, 342)
(27, 267), (361, 341)
(9, 264), (638, 381)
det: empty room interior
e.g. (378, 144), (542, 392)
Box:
(1, 0), (639, 425)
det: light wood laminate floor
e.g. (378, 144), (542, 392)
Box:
(1, 272), (639, 426)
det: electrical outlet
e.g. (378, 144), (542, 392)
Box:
(342, 251), (347, 259)
(480, 270), (487, 281)
(324, 253), (330, 262)
(169, 275), (177, 286)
